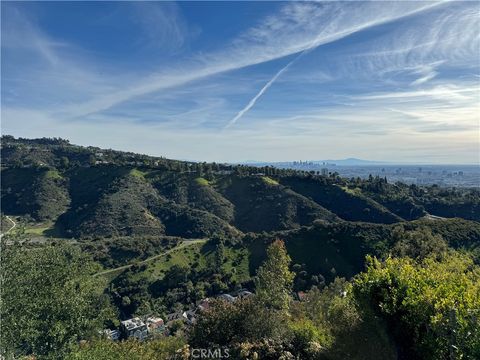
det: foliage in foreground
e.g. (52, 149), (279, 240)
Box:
(0, 241), (114, 360)
(2, 236), (479, 360)
(66, 337), (186, 360)
(354, 252), (480, 360)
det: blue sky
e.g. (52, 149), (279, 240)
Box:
(1, 1), (479, 163)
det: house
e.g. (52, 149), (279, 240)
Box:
(182, 310), (197, 325)
(102, 329), (121, 341)
(218, 294), (236, 303)
(166, 310), (197, 327)
(197, 298), (211, 312)
(146, 317), (165, 334)
(166, 312), (184, 324)
(120, 317), (148, 341)
(215, 170), (233, 175)
(296, 291), (307, 301)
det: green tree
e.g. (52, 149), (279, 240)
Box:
(391, 227), (448, 260)
(0, 242), (113, 359)
(353, 253), (480, 360)
(60, 156), (70, 169)
(255, 239), (294, 311)
(66, 337), (186, 360)
(189, 297), (286, 349)
(214, 241), (225, 273)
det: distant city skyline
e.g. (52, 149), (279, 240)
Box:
(2, 1), (479, 164)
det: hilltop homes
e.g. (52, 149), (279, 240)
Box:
(102, 290), (254, 342)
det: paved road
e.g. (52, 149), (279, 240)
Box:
(93, 238), (206, 277)
(0, 216), (16, 239)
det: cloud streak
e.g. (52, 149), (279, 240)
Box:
(224, 51), (306, 129)
(48, 1), (446, 119)
(2, 1), (478, 164)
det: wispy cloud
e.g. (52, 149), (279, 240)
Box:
(129, 2), (192, 53)
(40, 1), (446, 119)
(2, 1), (478, 164)
(224, 52), (305, 129)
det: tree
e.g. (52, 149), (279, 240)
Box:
(0, 242), (113, 360)
(66, 337), (186, 360)
(353, 253), (480, 360)
(189, 297), (286, 349)
(391, 227), (448, 260)
(254, 240), (294, 311)
(60, 156), (70, 169)
(214, 241), (225, 273)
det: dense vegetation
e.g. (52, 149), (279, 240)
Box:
(1, 136), (479, 359)
(3, 239), (478, 360)
(2, 136), (479, 239)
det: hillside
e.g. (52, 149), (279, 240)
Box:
(2, 136), (479, 240)
(217, 176), (338, 232)
(246, 217), (480, 282)
(2, 136), (479, 360)
(279, 176), (402, 223)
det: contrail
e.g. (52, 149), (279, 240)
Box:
(224, 50), (308, 129)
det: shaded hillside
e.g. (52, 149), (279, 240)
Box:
(218, 176), (338, 232)
(1, 167), (69, 221)
(148, 172), (235, 223)
(246, 218), (480, 282)
(279, 177), (403, 223)
(61, 173), (166, 238)
(57, 170), (238, 239)
(1, 136), (478, 240)
(153, 202), (239, 239)
(357, 179), (480, 221)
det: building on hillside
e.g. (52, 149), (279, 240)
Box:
(218, 294), (236, 303)
(296, 291), (307, 302)
(166, 312), (183, 323)
(120, 317), (148, 341)
(215, 170), (233, 175)
(166, 310), (198, 327)
(101, 329), (121, 341)
(183, 310), (197, 325)
(197, 298), (211, 312)
(146, 317), (165, 334)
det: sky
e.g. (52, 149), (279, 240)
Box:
(1, 1), (479, 164)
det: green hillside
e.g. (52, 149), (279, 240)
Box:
(279, 176), (403, 223)
(2, 136), (478, 241)
(218, 176), (338, 232)
(246, 217), (480, 282)
(2, 167), (70, 221)
(2, 136), (479, 360)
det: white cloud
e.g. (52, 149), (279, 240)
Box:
(37, 1), (447, 119)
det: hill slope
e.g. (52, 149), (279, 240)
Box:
(1, 136), (478, 240)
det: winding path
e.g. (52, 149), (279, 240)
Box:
(0, 216), (16, 239)
(93, 238), (206, 277)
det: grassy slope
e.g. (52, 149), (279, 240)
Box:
(101, 239), (250, 287)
